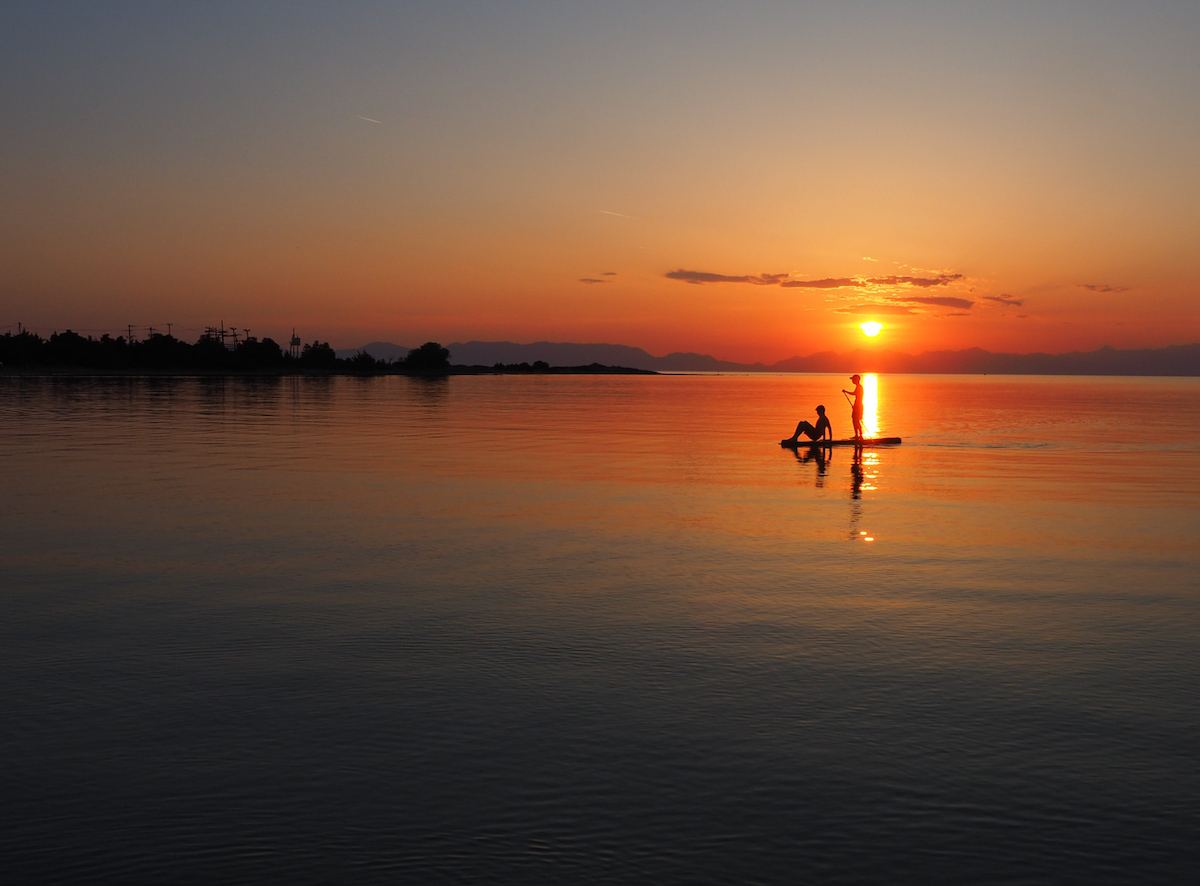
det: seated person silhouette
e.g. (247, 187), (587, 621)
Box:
(783, 404), (832, 444)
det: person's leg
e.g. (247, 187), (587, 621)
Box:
(787, 420), (817, 441)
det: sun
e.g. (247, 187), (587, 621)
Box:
(859, 321), (883, 338)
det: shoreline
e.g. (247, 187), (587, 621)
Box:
(0, 363), (659, 378)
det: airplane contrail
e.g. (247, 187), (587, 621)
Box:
(356, 115), (382, 124)
(600, 210), (631, 218)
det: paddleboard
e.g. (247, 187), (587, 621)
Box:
(781, 437), (902, 448)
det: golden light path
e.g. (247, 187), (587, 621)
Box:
(863, 373), (879, 438)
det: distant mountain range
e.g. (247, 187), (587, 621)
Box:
(336, 340), (1200, 376)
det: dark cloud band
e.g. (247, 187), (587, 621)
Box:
(779, 277), (857, 289)
(666, 269), (788, 285)
(834, 304), (917, 315)
(866, 273), (963, 287)
(893, 295), (974, 309)
(669, 269), (964, 289)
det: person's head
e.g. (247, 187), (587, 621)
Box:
(815, 404), (825, 415)
(850, 374), (861, 383)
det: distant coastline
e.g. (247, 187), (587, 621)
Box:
(5, 329), (1200, 376)
(0, 330), (654, 376)
(345, 339), (1200, 377)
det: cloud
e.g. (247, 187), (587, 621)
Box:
(579, 278), (606, 284)
(835, 304), (916, 315)
(946, 312), (971, 317)
(891, 295), (974, 309)
(1079, 283), (1130, 293)
(355, 115), (382, 124)
(983, 294), (1022, 307)
(861, 256), (878, 262)
(779, 277), (858, 289)
(866, 274), (963, 287)
(670, 268), (966, 290)
(602, 271), (617, 276)
(665, 269), (788, 285)
(600, 210), (632, 218)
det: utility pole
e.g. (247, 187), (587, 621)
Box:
(166, 323), (172, 338)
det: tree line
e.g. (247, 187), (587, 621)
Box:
(0, 330), (451, 374)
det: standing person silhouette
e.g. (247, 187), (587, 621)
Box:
(842, 374), (864, 440)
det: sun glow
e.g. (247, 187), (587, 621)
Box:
(859, 321), (883, 337)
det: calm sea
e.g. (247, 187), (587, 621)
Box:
(2, 373), (1199, 884)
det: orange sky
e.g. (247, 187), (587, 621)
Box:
(2, 2), (1199, 362)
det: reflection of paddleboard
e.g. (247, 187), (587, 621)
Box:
(781, 437), (902, 448)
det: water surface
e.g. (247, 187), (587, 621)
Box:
(3, 374), (1199, 883)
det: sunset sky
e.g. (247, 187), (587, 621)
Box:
(3, 1), (1199, 362)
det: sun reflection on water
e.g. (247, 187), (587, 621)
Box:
(863, 373), (879, 438)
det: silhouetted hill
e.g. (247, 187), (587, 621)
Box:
(336, 341), (668, 370)
(769, 343), (1200, 375)
(335, 339), (1200, 375)
(335, 341), (410, 362)
(448, 341), (666, 369)
(339, 340), (759, 371)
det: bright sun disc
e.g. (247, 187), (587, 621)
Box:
(860, 321), (883, 337)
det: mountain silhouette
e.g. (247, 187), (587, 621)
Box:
(336, 340), (1200, 375)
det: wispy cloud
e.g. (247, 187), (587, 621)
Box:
(665, 266), (974, 314)
(355, 115), (382, 124)
(670, 269), (965, 290)
(1079, 283), (1130, 293)
(835, 304), (917, 315)
(600, 210), (632, 218)
(867, 274), (964, 288)
(983, 294), (1023, 307)
(579, 278), (606, 284)
(861, 256), (878, 262)
(891, 295), (974, 309)
(666, 269), (788, 285)
(602, 271), (617, 276)
(779, 277), (857, 289)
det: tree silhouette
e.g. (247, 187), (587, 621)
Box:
(300, 340), (338, 369)
(348, 350), (383, 372)
(403, 342), (450, 373)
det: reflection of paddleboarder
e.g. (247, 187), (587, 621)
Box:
(788, 435), (830, 487)
(842, 374), (864, 440)
(850, 446), (864, 500)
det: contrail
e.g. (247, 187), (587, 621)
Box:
(600, 210), (631, 218)
(356, 115), (382, 124)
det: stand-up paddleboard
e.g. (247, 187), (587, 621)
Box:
(781, 436), (902, 448)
